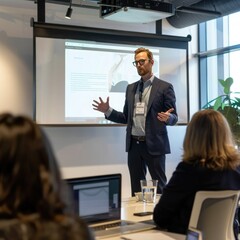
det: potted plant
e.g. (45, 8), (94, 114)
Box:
(202, 77), (240, 147)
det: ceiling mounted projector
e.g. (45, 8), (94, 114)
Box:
(100, 0), (175, 24)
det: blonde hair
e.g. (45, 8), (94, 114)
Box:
(182, 109), (240, 170)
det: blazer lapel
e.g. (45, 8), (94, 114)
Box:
(147, 77), (160, 113)
(129, 82), (139, 117)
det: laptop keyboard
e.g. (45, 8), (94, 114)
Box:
(92, 221), (133, 231)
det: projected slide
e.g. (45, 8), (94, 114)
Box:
(64, 41), (142, 123)
(35, 37), (188, 125)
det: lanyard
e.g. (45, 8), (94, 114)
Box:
(139, 81), (152, 102)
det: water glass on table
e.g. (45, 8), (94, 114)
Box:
(140, 179), (158, 203)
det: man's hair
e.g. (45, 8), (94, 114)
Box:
(182, 109), (240, 170)
(134, 47), (153, 60)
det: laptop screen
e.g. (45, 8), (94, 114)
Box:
(65, 174), (122, 224)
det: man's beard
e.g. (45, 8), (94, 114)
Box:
(137, 68), (146, 76)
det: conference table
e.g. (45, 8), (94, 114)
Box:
(109, 196), (186, 240)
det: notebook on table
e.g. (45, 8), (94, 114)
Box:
(66, 173), (155, 239)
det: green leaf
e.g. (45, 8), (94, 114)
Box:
(222, 77), (233, 94)
(213, 97), (223, 110)
(204, 77), (240, 146)
(234, 97), (240, 107)
(219, 79), (225, 87)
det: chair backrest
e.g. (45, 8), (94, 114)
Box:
(188, 190), (240, 240)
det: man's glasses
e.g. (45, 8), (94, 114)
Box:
(132, 59), (149, 67)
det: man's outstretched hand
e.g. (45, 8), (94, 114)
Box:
(157, 108), (174, 122)
(92, 97), (110, 114)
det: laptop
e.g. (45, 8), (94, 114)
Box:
(65, 173), (155, 239)
(185, 228), (202, 240)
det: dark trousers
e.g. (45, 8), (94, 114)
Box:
(128, 139), (167, 196)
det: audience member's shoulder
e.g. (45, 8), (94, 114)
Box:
(176, 161), (199, 171)
(176, 161), (189, 169)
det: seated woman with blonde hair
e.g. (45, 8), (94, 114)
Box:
(153, 109), (240, 236)
(0, 113), (95, 240)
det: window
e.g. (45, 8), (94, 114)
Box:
(198, 12), (240, 146)
(198, 11), (240, 108)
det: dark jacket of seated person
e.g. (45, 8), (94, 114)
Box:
(153, 109), (240, 236)
(0, 113), (95, 240)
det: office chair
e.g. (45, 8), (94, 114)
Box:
(188, 190), (240, 240)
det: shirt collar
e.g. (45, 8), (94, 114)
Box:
(141, 75), (154, 87)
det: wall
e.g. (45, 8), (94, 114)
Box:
(0, 0), (198, 198)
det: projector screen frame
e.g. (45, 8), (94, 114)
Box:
(33, 22), (191, 126)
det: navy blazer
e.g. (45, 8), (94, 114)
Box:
(153, 161), (240, 234)
(106, 77), (178, 155)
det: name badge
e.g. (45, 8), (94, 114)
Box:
(136, 102), (145, 115)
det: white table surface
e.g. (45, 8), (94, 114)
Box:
(121, 196), (159, 222)
(117, 196), (186, 240)
(110, 230), (186, 240)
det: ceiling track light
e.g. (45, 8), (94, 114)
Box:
(65, 0), (73, 19)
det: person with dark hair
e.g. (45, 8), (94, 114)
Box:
(153, 109), (240, 235)
(0, 113), (95, 240)
(93, 47), (178, 196)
